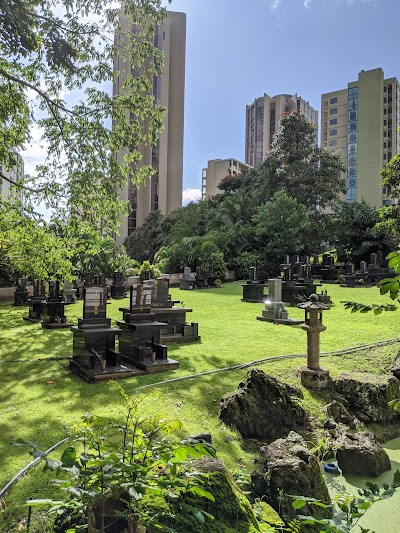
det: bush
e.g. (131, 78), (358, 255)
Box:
(138, 260), (161, 281)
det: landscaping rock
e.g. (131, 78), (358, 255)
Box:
(324, 399), (360, 429)
(142, 458), (264, 532)
(390, 357), (400, 380)
(333, 372), (400, 423)
(251, 431), (331, 525)
(220, 369), (307, 440)
(335, 431), (391, 477)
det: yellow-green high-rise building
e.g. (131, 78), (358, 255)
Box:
(321, 68), (400, 207)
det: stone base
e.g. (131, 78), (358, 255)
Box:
(124, 357), (179, 374)
(298, 366), (330, 389)
(23, 316), (42, 323)
(41, 321), (72, 329)
(69, 359), (137, 383)
(161, 334), (201, 344)
(257, 316), (303, 326)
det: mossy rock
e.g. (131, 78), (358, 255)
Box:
(142, 459), (262, 533)
(255, 501), (285, 528)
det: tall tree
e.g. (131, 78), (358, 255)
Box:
(243, 111), (346, 212)
(0, 0), (169, 244)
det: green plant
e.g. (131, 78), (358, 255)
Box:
(15, 382), (216, 532)
(291, 469), (400, 532)
(138, 260), (161, 281)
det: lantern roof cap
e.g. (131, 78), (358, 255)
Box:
(297, 294), (330, 310)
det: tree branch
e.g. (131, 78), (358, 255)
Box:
(0, 171), (53, 194)
(0, 66), (78, 117)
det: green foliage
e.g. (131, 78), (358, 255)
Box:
(202, 250), (226, 280)
(292, 469), (400, 532)
(243, 111), (346, 212)
(16, 382), (216, 532)
(232, 251), (261, 280)
(330, 200), (386, 263)
(125, 210), (165, 263)
(138, 260), (161, 281)
(252, 190), (311, 274)
(0, 0), (170, 279)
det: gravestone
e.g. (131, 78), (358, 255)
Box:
(63, 281), (77, 304)
(117, 284), (179, 373)
(110, 271), (127, 299)
(242, 264), (268, 303)
(70, 286), (132, 382)
(14, 278), (29, 306)
(23, 279), (46, 322)
(42, 280), (71, 329)
(257, 279), (302, 325)
(144, 279), (200, 343)
(180, 267), (197, 290)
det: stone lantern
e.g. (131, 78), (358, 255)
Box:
(297, 294), (330, 389)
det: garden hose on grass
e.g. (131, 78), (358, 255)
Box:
(0, 438), (69, 499)
(127, 336), (400, 392)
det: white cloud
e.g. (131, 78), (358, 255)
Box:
(182, 188), (202, 206)
(21, 123), (49, 176)
(269, 0), (281, 10)
(304, 0), (312, 7)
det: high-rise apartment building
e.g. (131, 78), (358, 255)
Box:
(245, 93), (318, 167)
(201, 158), (251, 199)
(114, 11), (186, 245)
(0, 154), (24, 202)
(321, 68), (400, 207)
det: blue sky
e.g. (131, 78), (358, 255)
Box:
(165, 0), (400, 203)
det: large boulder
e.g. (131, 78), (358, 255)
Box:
(390, 356), (400, 380)
(251, 432), (331, 525)
(335, 431), (391, 477)
(333, 372), (400, 423)
(220, 369), (308, 440)
(142, 458), (265, 533)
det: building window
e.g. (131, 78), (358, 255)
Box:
(348, 122), (357, 132)
(384, 108), (387, 114)
(384, 154), (387, 160)
(348, 87), (358, 97)
(348, 132), (357, 143)
(348, 143), (357, 153)
(329, 140), (337, 147)
(329, 129), (337, 136)
(348, 177), (356, 188)
(383, 199), (391, 206)
(330, 108), (337, 115)
(384, 142), (387, 148)
(384, 120), (387, 126)
(330, 97), (337, 104)
(330, 118), (337, 125)
(348, 110), (357, 121)
(384, 85), (387, 92)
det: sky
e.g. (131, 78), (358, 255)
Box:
(20, 0), (400, 207)
(164, 0), (400, 204)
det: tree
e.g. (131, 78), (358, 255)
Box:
(330, 199), (386, 263)
(243, 112), (346, 212)
(252, 190), (311, 274)
(124, 210), (164, 263)
(0, 0), (170, 276)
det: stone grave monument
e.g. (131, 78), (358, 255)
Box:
(70, 286), (132, 382)
(242, 265), (268, 303)
(117, 284), (179, 373)
(179, 266), (197, 290)
(14, 278), (29, 306)
(257, 279), (302, 325)
(62, 280), (77, 304)
(41, 280), (71, 328)
(145, 278), (200, 343)
(23, 279), (46, 322)
(110, 271), (127, 299)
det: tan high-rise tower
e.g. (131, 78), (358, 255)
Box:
(114, 11), (186, 245)
(245, 93), (318, 167)
(321, 68), (400, 207)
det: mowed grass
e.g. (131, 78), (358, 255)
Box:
(0, 280), (399, 524)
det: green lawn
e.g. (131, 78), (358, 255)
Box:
(0, 281), (399, 529)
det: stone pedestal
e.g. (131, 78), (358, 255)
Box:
(298, 366), (330, 389)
